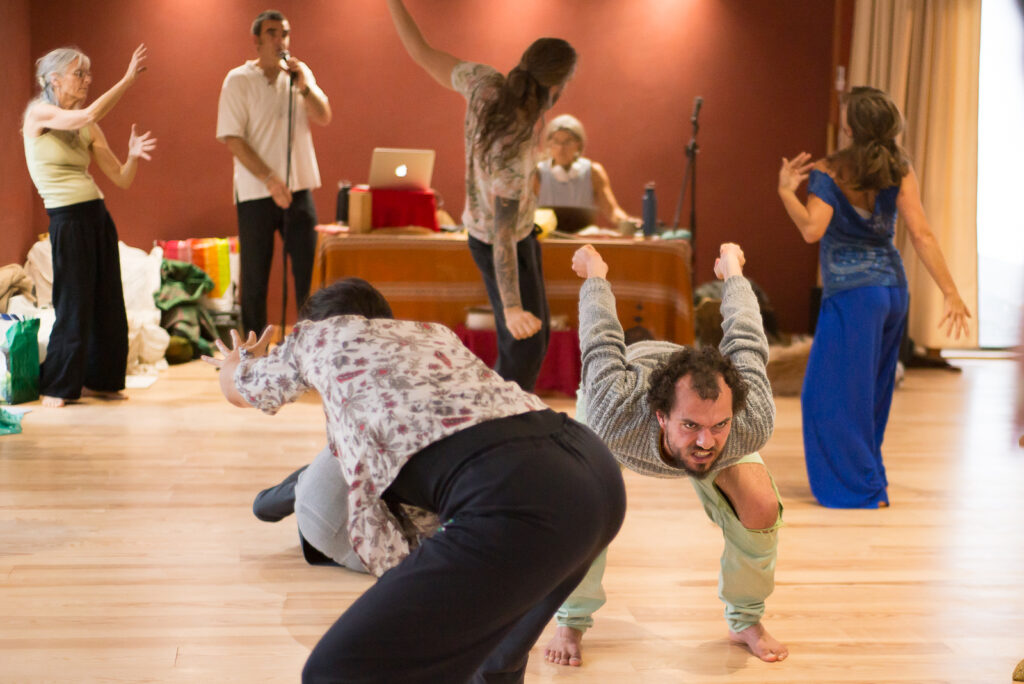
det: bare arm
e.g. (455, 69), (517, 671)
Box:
(591, 161), (631, 224)
(777, 153), (832, 243)
(492, 196), (541, 339)
(896, 167), (972, 339)
(386, 0), (462, 89)
(24, 44), (147, 136)
(220, 135), (292, 209)
(89, 123), (155, 189)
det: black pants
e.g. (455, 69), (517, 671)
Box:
(236, 190), (318, 334)
(40, 199), (128, 400)
(468, 232), (550, 392)
(301, 410), (626, 684)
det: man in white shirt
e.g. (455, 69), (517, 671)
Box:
(216, 9), (331, 334)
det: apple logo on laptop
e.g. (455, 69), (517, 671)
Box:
(395, 164), (408, 178)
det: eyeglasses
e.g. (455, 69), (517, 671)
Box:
(549, 136), (579, 148)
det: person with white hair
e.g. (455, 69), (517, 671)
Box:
(22, 44), (156, 408)
(533, 113), (638, 228)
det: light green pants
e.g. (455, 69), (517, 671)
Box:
(557, 393), (783, 633)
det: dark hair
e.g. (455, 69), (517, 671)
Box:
(299, 278), (394, 322)
(473, 38), (577, 173)
(829, 86), (910, 191)
(252, 10), (286, 36)
(646, 346), (748, 417)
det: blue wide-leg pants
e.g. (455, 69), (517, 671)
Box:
(802, 286), (908, 508)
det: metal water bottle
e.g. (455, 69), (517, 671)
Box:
(641, 182), (657, 237)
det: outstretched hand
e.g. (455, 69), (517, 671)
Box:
(714, 242), (745, 281)
(202, 326), (276, 370)
(127, 124), (156, 161)
(938, 294), (971, 340)
(124, 44), (148, 84)
(778, 152), (814, 193)
(202, 327), (275, 408)
(572, 244), (609, 280)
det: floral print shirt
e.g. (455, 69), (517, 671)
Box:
(234, 316), (546, 576)
(451, 61), (538, 244)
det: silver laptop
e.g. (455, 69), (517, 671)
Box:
(367, 148), (435, 190)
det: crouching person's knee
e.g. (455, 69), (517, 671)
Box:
(738, 492), (782, 532)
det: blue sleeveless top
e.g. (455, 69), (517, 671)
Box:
(808, 169), (907, 299)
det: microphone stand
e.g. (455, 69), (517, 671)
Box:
(279, 67), (296, 338)
(671, 96), (702, 288)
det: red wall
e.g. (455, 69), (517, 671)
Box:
(5, 0), (850, 332)
(0, 0), (36, 267)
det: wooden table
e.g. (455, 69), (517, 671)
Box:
(311, 229), (694, 344)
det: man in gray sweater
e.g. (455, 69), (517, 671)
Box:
(545, 242), (787, 666)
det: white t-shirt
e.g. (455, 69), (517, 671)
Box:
(216, 61), (322, 203)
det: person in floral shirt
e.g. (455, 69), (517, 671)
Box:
(387, 0), (576, 392)
(205, 277), (625, 683)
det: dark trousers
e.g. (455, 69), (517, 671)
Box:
(301, 410), (626, 684)
(40, 199), (128, 399)
(468, 232), (550, 392)
(236, 190), (318, 334)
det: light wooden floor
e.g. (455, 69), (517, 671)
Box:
(1, 357), (1021, 683)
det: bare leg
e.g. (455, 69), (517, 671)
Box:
(729, 622), (788, 662)
(543, 625), (583, 666)
(41, 395), (66, 408)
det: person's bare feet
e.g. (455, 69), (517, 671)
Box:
(544, 626), (584, 667)
(40, 395), (66, 408)
(729, 622), (788, 662)
(82, 388), (128, 401)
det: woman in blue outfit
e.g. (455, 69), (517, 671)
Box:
(777, 86), (970, 508)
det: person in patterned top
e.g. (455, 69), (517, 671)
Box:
(204, 277), (625, 683)
(387, 0), (576, 392)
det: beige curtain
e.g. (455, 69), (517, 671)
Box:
(848, 0), (980, 348)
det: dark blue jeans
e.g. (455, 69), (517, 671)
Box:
(467, 232), (550, 392)
(236, 190), (317, 334)
(301, 410), (626, 684)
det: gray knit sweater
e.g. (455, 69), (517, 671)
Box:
(578, 275), (775, 478)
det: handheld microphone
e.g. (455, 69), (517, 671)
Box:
(691, 96), (703, 123)
(278, 50), (296, 81)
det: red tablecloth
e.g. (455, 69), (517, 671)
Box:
(454, 325), (580, 398)
(350, 187), (439, 231)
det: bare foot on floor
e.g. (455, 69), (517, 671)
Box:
(544, 626), (584, 667)
(729, 622), (788, 662)
(41, 395), (66, 408)
(82, 388), (128, 401)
